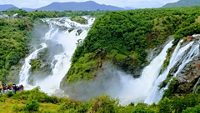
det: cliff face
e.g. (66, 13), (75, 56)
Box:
(161, 36), (200, 97)
(172, 56), (200, 95)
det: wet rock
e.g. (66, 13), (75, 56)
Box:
(174, 56), (200, 94)
(76, 29), (83, 36)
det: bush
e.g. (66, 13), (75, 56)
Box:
(24, 100), (40, 112)
(183, 104), (200, 113)
(12, 104), (24, 113)
(159, 97), (173, 113)
(87, 96), (118, 113)
(7, 90), (14, 97)
(71, 16), (87, 24)
(30, 59), (42, 72)
(12, 88), (60, 103)
(132, 104), (156, 113)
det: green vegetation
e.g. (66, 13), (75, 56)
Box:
(30, 59), (42, 72)
(1, 88), (200, 113)
(2, 9), (106, 20)
(65, 7), (200, 83)
(159, 74), (173, 89)
(0, 17), (32, 82)
(71, 16), (88, 24)
(24, 100), (40, 112)
(163, 78), (179, 97)
(30, 48), (51, 73)
(161, 46), (175, 73)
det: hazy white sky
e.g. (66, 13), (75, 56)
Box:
(0, 0), (179, 8)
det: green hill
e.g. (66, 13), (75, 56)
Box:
(62, 7), (200, 84)
(163, 0), (200, 7)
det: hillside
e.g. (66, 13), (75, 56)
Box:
(62, 8), (200, 84)
(163, 0), (200, 7)
(38, 1), (123, 11)
(0, 4), (17, 11)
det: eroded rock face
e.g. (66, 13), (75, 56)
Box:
(175, 56), (200, 94)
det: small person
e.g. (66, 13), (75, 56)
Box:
(13, 84), (17, 94)
(0, 81), (3, 94)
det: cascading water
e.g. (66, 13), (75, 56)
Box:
(19, 17), (95, 94)
(114, 40), (174, 105)
(145, 38), (200, 104)
(19, 43), (47, 88)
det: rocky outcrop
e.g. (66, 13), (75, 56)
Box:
(174, 56), (200, 94)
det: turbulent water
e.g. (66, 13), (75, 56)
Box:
(145, 38), (200, 104)
(19, 17), (95, 94)
(116, 37), (200, 105)
(114, 40), (174, 104)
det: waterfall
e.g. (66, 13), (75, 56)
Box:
(113, 38), (199, 105)
(19, 17), (95, 94)
(111, 40), (174, 105)
(59, 39), (173, 105)
(19, 43), (47, 88)
(145, 39), (200, 104)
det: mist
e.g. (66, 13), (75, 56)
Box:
(63, 63), (147, 105)
(62, 40), (174, 105)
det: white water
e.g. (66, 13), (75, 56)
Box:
(114, 38), (199, 105)
(19, 43), (47, 88)
(19, 17), (95, 94)
(112, 40), (174, 105)
(145, 39), (200, 104)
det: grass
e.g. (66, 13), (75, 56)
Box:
(0, 98), (59, 113)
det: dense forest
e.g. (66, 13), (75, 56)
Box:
(0, 7), (200, 112)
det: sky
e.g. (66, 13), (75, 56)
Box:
(0, 0), (180, 9)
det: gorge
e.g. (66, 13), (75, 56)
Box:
(18, 16), (200, 105)
(1, 7), (200, 112)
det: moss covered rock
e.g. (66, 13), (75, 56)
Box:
(71, 16), (88, 24)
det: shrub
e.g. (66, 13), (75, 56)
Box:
(71, 16), (87, 24)
(87, 96), (118, 113)
(6, 90), (14, 97)
(159, 97), (173, 113)
(24, 100), (40, 112)
(183, 104), (200, 113)
(12, 104), (24, 113)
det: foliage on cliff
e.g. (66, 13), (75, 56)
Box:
(65, 7), (200, 83)
(0, 17), (32, 82)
